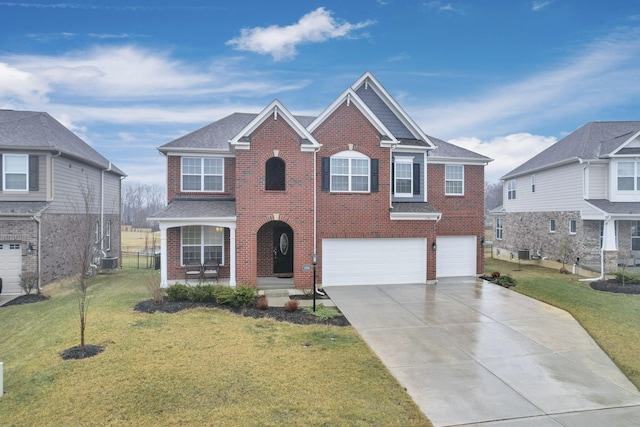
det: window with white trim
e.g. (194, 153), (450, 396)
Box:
(105, 220), (111, 251)
(181, 225), (224, 265)
(549, 218), (556, 233)
(3, 154), (28, 191)
(617, 161), (640, 191)
(330, 151), (370, 192)
(94, 221), (100, 244)
(507, 179), (516, 200)
(531, 175), (536, 193)
(182, 157), (224, 192)
(632, 221), (640, 251)
(445, 165), (464, 195)
(495, 218), (503, 240)
(394, 157), (413, 197)
(569, 219), (577, 234)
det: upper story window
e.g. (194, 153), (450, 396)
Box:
(265, 157), (286, 191)
(182, 157), (223, 192)
(617, 161), (640, 191)
(445, 165), (464, 195)
(507, 179), (516, 200)
(495, 217), (503, 240)
(330, 151), (370, 192)
(531, 175), (536, 193)
(394, 157), (413, 197)
(2, 154), (28, 191)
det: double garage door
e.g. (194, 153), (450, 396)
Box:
(321, 236), (477, 285)
(0, 242), (23, 294)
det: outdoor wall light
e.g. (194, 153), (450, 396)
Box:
(311, 254), (317, 265)
(27, 243), (34, 254)
(431, 241), (437, 251)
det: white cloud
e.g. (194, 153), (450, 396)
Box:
(451, 133), (557, 182)
(532, 1), (551, 12)
(226, 7), (375, 61)
(0, 62), (49, 104)
(412, 27), (640, 139)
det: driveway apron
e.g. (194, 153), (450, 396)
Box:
(326, 277), (640, 427)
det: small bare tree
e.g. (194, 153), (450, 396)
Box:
(558, 237), (575, 274)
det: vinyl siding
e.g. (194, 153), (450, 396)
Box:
(48, 156), (105, 214)
(587, 163), (608, 199)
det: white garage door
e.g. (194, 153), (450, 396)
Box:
(0, 242), (23, 294)
(436, 236), (477, 277)
(322, 238), (426, 286)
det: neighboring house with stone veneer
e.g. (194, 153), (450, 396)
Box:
(492, 121), (640, 275)
(0, 110), (125, 294)
(151, 72), (491, 288)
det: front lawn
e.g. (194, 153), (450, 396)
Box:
(0, 270), (430, 426)
(485, 256), (640, 389)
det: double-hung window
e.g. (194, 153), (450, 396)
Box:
(105, 220), (112, 251)
(495, 218), (503, 240)
(549, 218), (556, 233)
(394, 157), (413, 197)
(330, 152), (370, 192)
(632, 221), (640, 251)
(182, 157), (224, 192)
(617, 161), (640, 191)
(3, 154), (28, 191)
(569, 219), (577, 234)
(445, 165), (464, 195)
(507, 180), (516, 200)
(181, 226), (224, 265)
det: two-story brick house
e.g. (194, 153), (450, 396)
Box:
(151, 72), (491, 288)
(0, 110), (125, 294)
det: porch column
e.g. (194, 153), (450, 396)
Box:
(603, 219), (617, 251)
(229, 226), (237, 287)
(160, 224), (168, 288)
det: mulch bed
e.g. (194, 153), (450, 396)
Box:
(1, 294), (50, 307)
(134, 298), (350, 327)
(590, 280), (640, 295)
(60, 344), (105, 360)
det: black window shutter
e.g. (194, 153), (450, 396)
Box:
(29, 155), (39, 191)
(391, 162), (394, 194)
(321, 157), (330, 191)
(371, 159), (379, 192)
(413, 163), (421, 195)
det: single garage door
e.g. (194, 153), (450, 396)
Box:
(0, 242), (23, 294)
(436, 235), (477, 277)
(322, 238), (426, 286)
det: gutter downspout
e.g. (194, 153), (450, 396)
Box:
(33, 214), (42, 293)
(100, 162), (112, 255)
(580, 215), (609, 282)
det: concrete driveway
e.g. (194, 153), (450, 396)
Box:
(325, 277), (640, 427)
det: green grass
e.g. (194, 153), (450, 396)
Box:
(0, 270), (430, 427)
(485, 256), (640, 389)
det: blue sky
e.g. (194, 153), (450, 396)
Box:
(1, 1), (640, 185)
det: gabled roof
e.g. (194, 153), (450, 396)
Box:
(502, 121), (640, 180)
(0, 110), (125, 176)
(229, 100), (320, 151)
(427, 135), (492, 163)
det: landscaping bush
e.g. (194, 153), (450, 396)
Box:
(304, 304), (341, 320)
(212, 285), (256, 307)
(494, 275), (517, 287)
(189, 284), (216, 302)
(145, 272), (165, 305)
(613, 270), (640, 285)
(284, 299), (299, 312)
(491, 271), (501, 278)
(166, 284), (190, 301)
(19, 271), (39, 295)
(256, 295), (269, 310)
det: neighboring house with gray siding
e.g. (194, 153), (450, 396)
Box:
(0, 110), (125, 294)
(492, 121), (640, 275)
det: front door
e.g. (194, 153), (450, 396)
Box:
(273, 225), (293, 275)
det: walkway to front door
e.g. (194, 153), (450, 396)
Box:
(326, 278), (640, 427)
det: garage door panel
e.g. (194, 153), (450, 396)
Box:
(322, 238), (426, 286)
(0, 242), (23, 294)
(436, 236), (476, 278)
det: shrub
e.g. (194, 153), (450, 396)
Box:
(213, 285), (256, 307)
(284, 299), (299, 312)
(494, 275), (516, 287)
(145, 272), (165, 305)
(304, 304), (342, 320)
(256, 295), (269, 310)
(189, 284), (216, 302)
(19, 271), (39, 295)
(491, 271), (501, 278)
(613, 270), (640, 285)
(166, 284), (190, 301)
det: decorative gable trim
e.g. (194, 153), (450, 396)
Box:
(351, 72), (436, 150)
(229, 100), (320, 151)
(307, 88), (398, 147)
(609, 130), (640, 157)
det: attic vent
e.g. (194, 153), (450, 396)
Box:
(347, 93), (351, 106)
(365, 79), (369, 90)
(273, 107), (278, 120)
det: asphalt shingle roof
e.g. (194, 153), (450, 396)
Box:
(150, 199), (236, 219)
(0, 110), (125, 176)
(0, 201), (50, 215)
(586, 199), (640, 216)
(503, 121), (640, 179)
